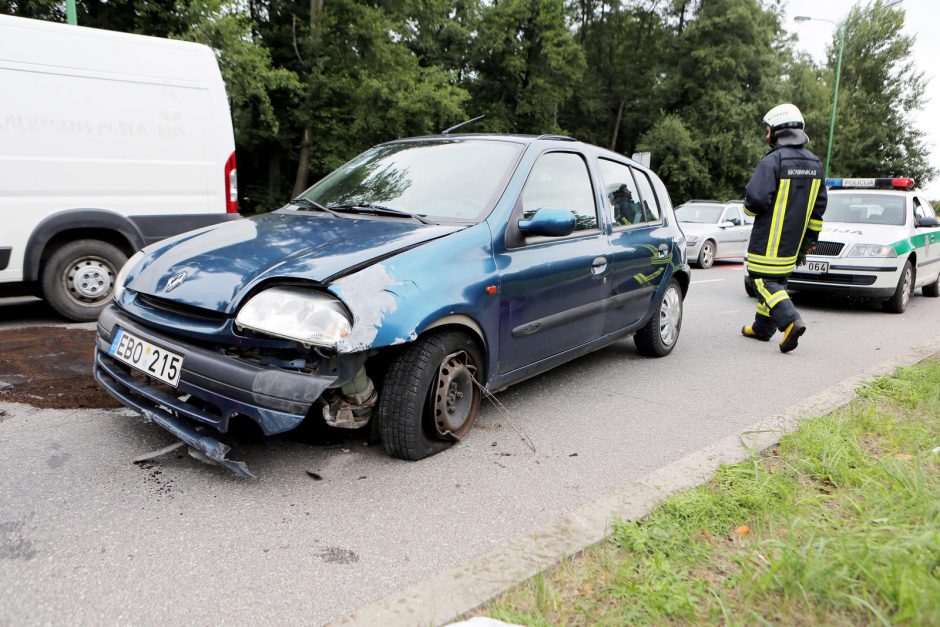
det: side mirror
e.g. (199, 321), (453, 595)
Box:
(915, 216), (940, 228)
(718, 221), (735, 228)
(518, 208), (577, 237)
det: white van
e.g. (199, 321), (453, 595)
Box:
(0, 14), (239, 321)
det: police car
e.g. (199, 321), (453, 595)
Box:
(748, 178), (940, 313)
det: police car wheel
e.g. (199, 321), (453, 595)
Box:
(922, 272), (940, 297)
(883, 260), (913, 314)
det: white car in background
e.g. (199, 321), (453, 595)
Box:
(744, 178), (940, 313)
(675, 200), (753, 268)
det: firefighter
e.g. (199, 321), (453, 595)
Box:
(741, 103), (827, 352)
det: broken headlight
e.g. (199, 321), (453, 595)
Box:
(235, 287), (352, 348)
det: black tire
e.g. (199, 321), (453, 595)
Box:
(376, 330), (484, 461)
(634, 279), (683, 357)
(922, 271), (940, 297)
(697, 240), (716, 269)
(883, 260), (913, 314)
(744, 275), (757, 298)
(41, 240), (127, 322)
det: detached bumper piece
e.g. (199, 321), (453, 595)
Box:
(94, 305), (337, 477)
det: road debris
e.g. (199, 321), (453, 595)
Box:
(306, 470), (323, 481)
(132, 441), (185, 464)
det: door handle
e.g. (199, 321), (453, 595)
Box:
(591, 256), (608, 275)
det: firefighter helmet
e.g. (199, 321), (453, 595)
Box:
(763, 103), (805, 131)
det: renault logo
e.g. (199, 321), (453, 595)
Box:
(165, 271), (187, 293)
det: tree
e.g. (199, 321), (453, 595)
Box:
(825, 2), (935, 183)
(637, 114), (708, 203)
(468, 0), (585, 133)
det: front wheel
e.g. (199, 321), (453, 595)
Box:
(41, 239), (128, 322)
(697, 240), (716, 269)
(634, 279), (683, 357)
(377, 331), (483, 461)
(883, 260), (913, 313)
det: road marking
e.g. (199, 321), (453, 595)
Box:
(691, 278), (725, 284)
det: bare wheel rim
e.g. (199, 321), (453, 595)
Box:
(702, 242), (714, 265)
(659, 286), (681, 346)
(902, 266), (912, 307)
(431, 350), (481, 440)
(62, 256), (115, 306)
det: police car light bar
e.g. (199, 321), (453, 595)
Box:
(826, 177), (915, 190)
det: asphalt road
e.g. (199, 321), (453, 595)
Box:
(2, 263), (939, 625)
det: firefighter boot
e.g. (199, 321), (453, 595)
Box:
(779, 318), (806, 353)
(741, 325), (772, 341)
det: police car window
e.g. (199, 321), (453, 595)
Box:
(825, 194), (906, 226)
(915, 197), (937, 219)
(521, 152), (597, 231)
(631, 168), (661, 222)
(597, 159), (642, 227)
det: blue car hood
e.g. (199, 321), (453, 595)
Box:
(127, 211), (462, 314)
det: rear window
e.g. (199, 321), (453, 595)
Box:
(826, 194), (906, 226)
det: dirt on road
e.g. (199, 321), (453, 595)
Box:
(0, 327), (119, 409)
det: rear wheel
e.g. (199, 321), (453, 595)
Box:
(697, 240), (716, 269)
(634, 279), (683, 357)
(883, 260), (913, 314)
(41, 239), (127, 322)
(377, 330), (483, 461)
(922, 271), (940, 297)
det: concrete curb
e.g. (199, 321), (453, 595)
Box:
(337, 335), (940, 626)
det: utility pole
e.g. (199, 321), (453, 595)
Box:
(66, 0), (77, 25)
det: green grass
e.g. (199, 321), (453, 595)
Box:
(481, 359), (940, 626)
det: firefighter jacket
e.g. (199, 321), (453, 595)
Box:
(744, 129), (827, 277)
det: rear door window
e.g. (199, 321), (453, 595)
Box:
(597, 158), (642, 227)
(631, 168), (661, 222)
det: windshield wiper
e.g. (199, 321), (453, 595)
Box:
(290, 197), (342, 217)
(327, 203), (431, 224)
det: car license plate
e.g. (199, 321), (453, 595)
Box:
(799, 261), (829, 273)
(108, 328), (184, 387)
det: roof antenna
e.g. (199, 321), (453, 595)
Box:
(441, 115), (485, 135)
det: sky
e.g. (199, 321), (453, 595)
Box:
(781, 0), (940, 196)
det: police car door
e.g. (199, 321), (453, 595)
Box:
(913, 195), (940, 282)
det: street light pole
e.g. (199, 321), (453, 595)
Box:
(794, 0), (902, 178)
(825, 25), (847, 178)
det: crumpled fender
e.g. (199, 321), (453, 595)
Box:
(327, 225), (501, 374)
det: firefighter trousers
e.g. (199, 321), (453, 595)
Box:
(751, 276), (801, 338)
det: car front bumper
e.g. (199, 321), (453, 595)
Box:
(785, 255), (901, 298)
(94, 305), (338, 474)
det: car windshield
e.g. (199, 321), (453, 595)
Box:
(675, 204), (724, 223)
(825, 194), (906, 226)
(298, 139), (523, 222)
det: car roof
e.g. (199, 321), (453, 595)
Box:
(379, 133), (648, 168)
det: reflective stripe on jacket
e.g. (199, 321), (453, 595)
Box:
(744, 132), (827, 277)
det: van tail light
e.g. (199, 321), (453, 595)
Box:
(224, 151), (239, 214)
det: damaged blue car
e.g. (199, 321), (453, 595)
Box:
(94, 134), (690, 476)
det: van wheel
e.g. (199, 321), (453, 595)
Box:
(883, 260), (913, 314)
(41, 240), (127, 322)
(634, 279), (683, 357)
(377, 331), (483, 461)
